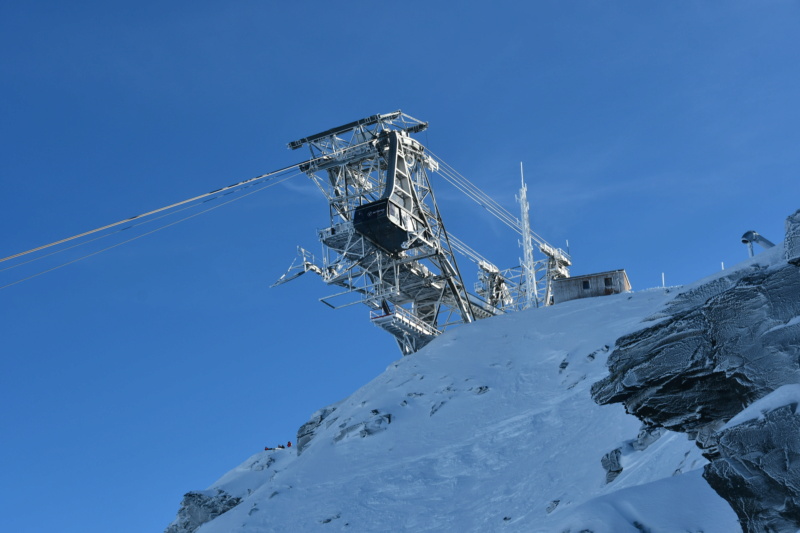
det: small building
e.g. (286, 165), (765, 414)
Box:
(551, 269), (631, 305)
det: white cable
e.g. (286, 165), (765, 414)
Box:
(436, 166), (522, 233)
(427, 151), (522, 233)
(0, 181), (268, 274)
(0, 165), (302, 265)
(428, 150), (561, 250)
(0, 173), (300, 290)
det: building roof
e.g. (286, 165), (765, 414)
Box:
(554, 269), (628, 282)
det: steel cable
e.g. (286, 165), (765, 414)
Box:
(0, 172), (300, 290)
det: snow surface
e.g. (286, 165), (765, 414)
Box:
(723, 384), (800, 430)
(170, 285), (742, 532)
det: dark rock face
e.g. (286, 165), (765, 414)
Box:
(591, 210), (800, 533)
(591, 260), (800, 436)
(332, 410), (392, 443)
(164, 490), (242, 533)
(601, 447), (623, 483)
(296, 403), (393, 454)
(296, 404), (339, 456)
(601, 424), (665, 483)
(786, 209), (800, 262)
(704, 403), (800, 533)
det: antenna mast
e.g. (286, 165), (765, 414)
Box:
(518, 163), (538, 309)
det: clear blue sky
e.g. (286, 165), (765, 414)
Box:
(1, 2), (798, 532)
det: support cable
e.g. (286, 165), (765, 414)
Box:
(427, 152), (522, 233)
(0, 135), (387, 289)
(0, 181), (262, 274)
(437, 167), (521, 233)
(0, 172), (299, 290)
(0, 163), (303, 265)
(428, 150), (519, 219)
(429, 150), (558, 249)
(448, 234), (490, 265)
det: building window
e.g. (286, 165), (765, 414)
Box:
(582, 280), (590, 290)
(604, 277), (613, 288)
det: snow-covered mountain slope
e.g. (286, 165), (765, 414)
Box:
(167, 284), (744, 532)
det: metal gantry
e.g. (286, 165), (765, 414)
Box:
(273, 111), (571, 355)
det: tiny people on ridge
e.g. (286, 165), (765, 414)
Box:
(264, 441), (292, 451)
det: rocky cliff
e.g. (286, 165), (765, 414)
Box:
(592, 209), (800, 533)
(704, 387), (800, 533)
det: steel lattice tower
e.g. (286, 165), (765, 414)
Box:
(276, 112), (495, 354)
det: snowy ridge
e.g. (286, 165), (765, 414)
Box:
(167, 284), (743, 532)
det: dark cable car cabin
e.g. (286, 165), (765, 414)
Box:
(353, 198), (421, 254)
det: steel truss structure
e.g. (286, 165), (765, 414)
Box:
(273, 111), (570, 355)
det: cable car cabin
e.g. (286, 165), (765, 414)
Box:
(353, 198), (422, 254)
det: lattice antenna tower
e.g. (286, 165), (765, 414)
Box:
(517, 163), (539, 309)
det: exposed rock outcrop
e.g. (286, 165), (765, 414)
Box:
(601, 423), (666, 483)
(703, 390), (800, 533)
(164, 489), (242, 533)
(332, 410), (392, 443)
(786, 209), (800, 263)
(592, 211), (800, 532)
(296, 403), (394, 455)
(592, 257), (800, 436)
(296, 404), (340, 455)
(601, 447), (623, 483)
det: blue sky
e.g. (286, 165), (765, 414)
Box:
(1, 2), (799, 532)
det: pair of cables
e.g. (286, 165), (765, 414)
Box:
(0, 165), (304, 290)
(428, 150), (556, 251)
(427, 150), (523, 235)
